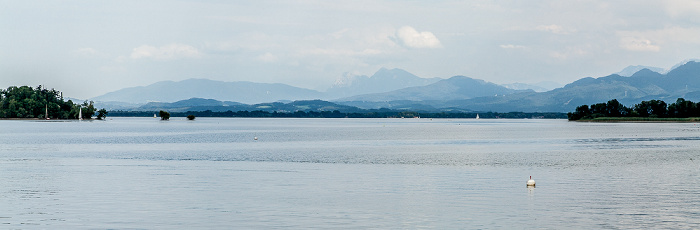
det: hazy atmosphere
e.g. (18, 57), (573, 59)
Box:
(5, 2), (700, 228)
(3, 0), (700, 99)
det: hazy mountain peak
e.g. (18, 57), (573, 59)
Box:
(667, 60), (700, 74)
(615, 65), (664, 77)
(92, 78), (324, 104)
(327, 67), (441, 98)
(332, 72), (365, 88)
(630, 68), (663, 78)
(444, 75), (484, 85)
(502, 83), (550, 92)
(338, 75), (521, 102)
(371, 67), (417, 80)
(665, 59), (700, 74)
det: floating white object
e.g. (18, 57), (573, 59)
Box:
(527, 176), (536, 187)
(254, 136), (258, 141)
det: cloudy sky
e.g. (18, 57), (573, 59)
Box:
(2, 0), (700, 99)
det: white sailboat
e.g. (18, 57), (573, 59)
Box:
(476, 114), (480, 119)
(79, 107), (83, 120)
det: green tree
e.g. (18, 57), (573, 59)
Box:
(590, 103), (607, 118)
(567, 105), (591, 120)
(0, 85), (67, 119)
(96, 108), (108, 120)
(159, 110), (170, 120)
(80, 101), (96, 119)
(634, 101), (652, 117)
(649, 100), (668, 118)
(668, 98), (696, 118)
(605, 99), (627, 117)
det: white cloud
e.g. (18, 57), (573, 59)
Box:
(640, 26), (700, 44)
(395, 26), (442, 49)
(130, 43), (202, 60)
(536, 24), (574, 34)
(74, 47), (98, 57)
(619, 37), (660, 52)
(500, 44), (527, 49)
(616, 26), (700, 53)
(257, 52), (278, 62)
(665, 0), (700, 22)
(298, 48), (385, 57)
(549, 46), (589, 59)
(331, 28), (350, 39)
(292, 27), (397, 58)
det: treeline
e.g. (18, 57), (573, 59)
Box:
(0, 85), (104, 119)
(567, 98), (700, 120)
(109, 110), (567, 119)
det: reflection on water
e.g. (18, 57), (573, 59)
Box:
(1, 118), (700, 228)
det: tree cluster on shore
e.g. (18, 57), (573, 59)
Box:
(0, 85), (106, 119)
(567, 98), (700, 120)
(109, 110), (566, 119)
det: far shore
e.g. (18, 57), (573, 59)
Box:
(574, 117), (700, 122)
(0, 118), (43, 120)
(0, 118), (96, 121)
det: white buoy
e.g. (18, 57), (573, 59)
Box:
(527, 176), (536, 187)
(254, 136), (258, 141)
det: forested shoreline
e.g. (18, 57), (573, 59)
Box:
(0, 86), (105, 119)
(109, 110), (566, 119)
(568, 98), (700, 121)
(0, 85), (568, 120)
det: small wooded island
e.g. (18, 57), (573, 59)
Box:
(0, 85), (107, 120)
(568, 98), (700, 121)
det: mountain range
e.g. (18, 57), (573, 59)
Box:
(91, 79), (324, 104)
(134, 98), (366, 113)
(338, 76), (525, 102)
(327, 68), (442, 98)
(91, 60), (700, 113)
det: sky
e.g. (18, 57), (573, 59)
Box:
(2, 0), (700, 99)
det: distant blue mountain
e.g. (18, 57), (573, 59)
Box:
(615, 65), (664, 77)
(327, 68), (441, 98)
(338, 75), (525, 102)
(501, 82), (559, 92)
(92, 68), (442, 107)
(438, 61), (700, 112)
(134, 98), (364, 113)
(335, 61), (700, 112)
(92, 79), (325, 104)
(92, 60), (700, 113)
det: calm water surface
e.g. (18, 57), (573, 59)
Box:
(1, 117), (700, 229)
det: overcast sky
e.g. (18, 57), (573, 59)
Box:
(2, 0), (700, 99)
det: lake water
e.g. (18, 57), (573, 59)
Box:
(1, 117), (700, 229)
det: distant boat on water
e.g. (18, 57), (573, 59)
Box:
(476, 114), (480, 119)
